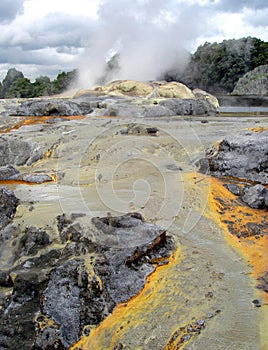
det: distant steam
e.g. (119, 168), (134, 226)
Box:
(77, 0), (210, 88)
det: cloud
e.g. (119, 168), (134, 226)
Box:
(243, 7), (268, 27)
(0, 0), (24, 22)
(78, 0), (213, 87)
(0, 0), (267, 83)
(212, 0), (268, 12)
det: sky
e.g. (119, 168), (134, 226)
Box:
(0, 0), (267, 87)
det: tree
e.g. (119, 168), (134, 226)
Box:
(6, 77), (34, 98)
(1, 68), (24, 98)
(163, 37), (268, 94)
(52, 69), (78, 94)
(33, 76), (53, 96)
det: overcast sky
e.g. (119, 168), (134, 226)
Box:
(0, 0), (267, 85)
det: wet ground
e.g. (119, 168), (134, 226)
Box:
(0, 106), (268, 349)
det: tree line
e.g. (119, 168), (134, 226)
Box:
(164, 37), (268, 94)
(0, 68), (78, 99)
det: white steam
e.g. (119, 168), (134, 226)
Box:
(78, 0), (210, 88)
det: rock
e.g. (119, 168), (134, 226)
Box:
(193, 88), (220, 108)
(16, 226), (51, 257)
(0, 186), (19, 230)
(0, 211), (175, 350)
(0, 271), (46, 350)
(18, 173), (53, 183)
(159, 98), (216, 115)
(119, 123), (159, 136)
(223, 184), (242, 196)
(0, 271), (13, 287)
(156, 81), (195, 99)
(40, 259), (88, 348)
(242, 184), (268, 209)
(0, 135), (45, 166)
(10, 98), (93, 116)
(232, 65), (268, 96)
(92, 212), (173, 305)
(203, 130), (268, 184)
(0, 165), (53, 183)
(0, 164), (19, 180)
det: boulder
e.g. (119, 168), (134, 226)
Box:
(204, 129), (268, 184)
(0, 135), (45, 166)
(241, 184), (268, 209)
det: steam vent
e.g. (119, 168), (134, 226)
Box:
(0, 79), (267, 350)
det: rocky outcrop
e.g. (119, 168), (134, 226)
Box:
(10, 98), (93, 116)
(197, 129), (268, 213)
(0, 213), (174, 350)
(232, 65), (268, 96)
(204, 129), (268, 184)
(7, 80), (218, 118)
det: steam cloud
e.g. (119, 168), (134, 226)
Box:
(78, 0), (211, 88)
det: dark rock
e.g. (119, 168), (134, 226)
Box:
(0, 271), (13, 287)
(16, 226), (51, 257)
(242, 184), (268, 209)
(39, 259), (90, 348)
(0, 186), (19, 230)
(203, 130), (268, 184)
(92, 213), (173, 305)
(0, 271), (45, 350)
(10, 99), (93, 117)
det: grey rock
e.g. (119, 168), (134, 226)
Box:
(0, 186), (19, 230)
(41, 259), (86, 348)
(0, 135), (44, 166)
(92, 212), (173, 305)
(223, 183), (241, 196)
(159, 98), (215, 115)
(204, 129), (268, 184)
(0, 164), (19, 180)
(242, 184), (268, 209)
(19, 173), (53, 183)
(10, 98), (93, 116)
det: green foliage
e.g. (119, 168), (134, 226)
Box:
(33, 76), (53, 96)
(0, 68), (78, 99)
(165, 37), (268, 94)
(52, 69), (78, 94)
(6, 77), (34, 98)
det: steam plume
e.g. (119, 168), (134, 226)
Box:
(78, 0), (210, 88)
